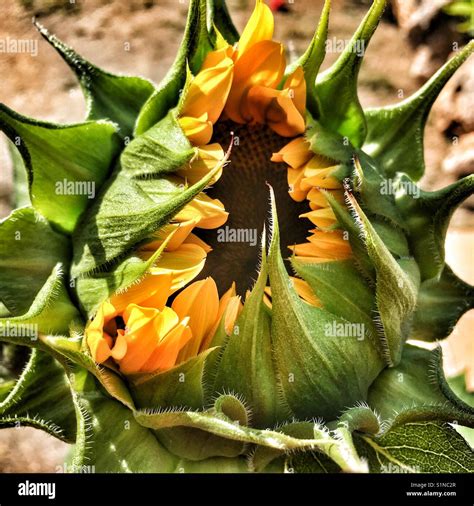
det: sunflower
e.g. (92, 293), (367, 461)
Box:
(0, 0), (473, 474)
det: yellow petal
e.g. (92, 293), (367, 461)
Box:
(110, 330), (128, 361)
(201, 45), (235, 70)
(141, 318), (193, 372)
(291, 277), (322, 307)
(299, 207), (338, 228)
(302, 166), (341, 190)
(178, 115), (213, 146)
(177, 143), (225, 185)
(180, 57), (234, 124)
(303, 155), (336, 170)
(118, 305), (164, 374)
(175, 193), (229, 229)
(200, 282), (238, 351)
(147, 244), (208, 293)
(173, 277), (220, 361)
(287, 167), (309, 202)
(307, 230), (352, 256)
(307, 188), (344, 209)
(224, 296), (243, 335)
(225, 40), (285, 124)
(110, 273), (172, 313)
(183, 233), (212, 253)
(86, 301), (119, 363)
(271, 136), (312, 168)
(243, 85), (305, 137)
(146, 219), (201, 252)
(283, 67), (306, 119)
(290, 238), (351, 260)
(88, 334), (112, 364)
(238, 0), (274, 56)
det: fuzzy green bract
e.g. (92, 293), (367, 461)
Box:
(0, 0), (473, 473)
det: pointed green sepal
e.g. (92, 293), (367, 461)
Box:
(121, 110), (194, 178)
(396, 174), (474, 281)
(346, 194), (419, 366)
(412, 265), (474, 341)
(35, 22), (155, 139)
(292, 258), (385, 360)
(135, 0), (214, 135)
(0, 349), (76, 442)
(0, 104), (121, 233)
(130, 348), (218, 411)
(315, 0), (386, 147)
(363, 41), (474, 180)
(75, 231), (173, 317)
(0, 264), (80, 343)
(287, 0), (330, 116)
(67, 367), (177, 472)
(268, 188), (383, 420)
(0, 208), (71, 315)
(207, 0), (239, 44)
(213, 232), (280, 428)
(368, 345), (474, 428)
(352, 153), (406, 230)
(72, 156), (226, 277)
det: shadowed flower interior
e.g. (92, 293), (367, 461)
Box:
(87, 0), (350, 374)
(86, 0), (318, 373)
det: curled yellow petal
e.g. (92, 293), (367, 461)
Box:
(244, 85), (306, 137)
(307, 188), (344, 209)
(143, 219), (200, 253)
(271, 136), (312, 168)
(86, 301), (119, 364)
(287, 167), (309, 202)
(238, 0), (274, 56)
(118, 304), (165, 374)
(173, 277), (220, 361)
(180, 56), (234, 124)
(178, 114), (213, 146)
(282, 66), (306, 120)
(225, 40), (285, 124)
(302, 166), (341, 190)
(141, 318), (193, 372)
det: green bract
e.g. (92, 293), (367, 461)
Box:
(0, 0), (473, 473)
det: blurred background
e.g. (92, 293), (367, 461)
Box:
(0, 0), (473, 471)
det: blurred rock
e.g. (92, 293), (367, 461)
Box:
(443, 132), (474, 176)
(391, 0), (463, 82)
(435, 62), (474, 135)
(0, 427), (69, 472)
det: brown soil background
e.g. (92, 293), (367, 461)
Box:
(0, 0), (472, 471)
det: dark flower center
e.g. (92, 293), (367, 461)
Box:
(196, 121), (309, 296)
